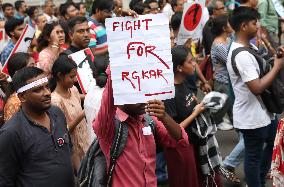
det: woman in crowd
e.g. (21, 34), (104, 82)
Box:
(37, 21), (66, 74)
(210, 15), (234, 131)
(163, 45), (205, 187)
(84, 54), (109, 141)
(4, 52), (36, 122)
(50, 54), (91, 172)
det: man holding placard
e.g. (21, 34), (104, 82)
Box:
(92, 14), (189, 187)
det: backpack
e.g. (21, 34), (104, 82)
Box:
(231, 46), (284, 114)
(78, 114), (157, 187)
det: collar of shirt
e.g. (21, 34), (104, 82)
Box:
(116, 108), (144, 124)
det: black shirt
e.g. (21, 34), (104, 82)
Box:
(0, 106), (74, 187)
(164, 82), (198, 143)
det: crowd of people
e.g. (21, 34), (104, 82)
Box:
(0, 0), (284, 187)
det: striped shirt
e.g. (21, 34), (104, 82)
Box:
(211, 37), (232, 84)
(88, 17), (108, 53)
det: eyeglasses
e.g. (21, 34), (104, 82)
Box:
(215, 6), (226, 10)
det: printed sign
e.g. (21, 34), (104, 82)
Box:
(2, 24), (35, 75)
(68, 48), (96, 95)
(177, 2), (204, 45)
(105, 13), (175, 105)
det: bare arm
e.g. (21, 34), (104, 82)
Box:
(179, 102), (205, 129)
(68, 111), (85, 133)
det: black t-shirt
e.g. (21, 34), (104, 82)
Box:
(165, 82), (198, 142)
(0, 106), (74, 187)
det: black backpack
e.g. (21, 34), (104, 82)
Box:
(78, 114), (156, 187)
(231, 46), (284, 114)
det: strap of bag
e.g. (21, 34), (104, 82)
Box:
(106, 119), (128, 187)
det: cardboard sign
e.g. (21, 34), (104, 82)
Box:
(105, 13), (175, 105)
(2, 24), (35, 75)
(68, 48), (96, 95)
(0, 29), (9, 53)
(177, 2), (204, 45)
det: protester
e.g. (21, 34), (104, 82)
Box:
(43, 0), (57, 22)
(84, 54), (109, 140)
(67, 16), (90, 54)
(50, 54), (90, 172)
(88, 0), (113, 55)
(76, 2), (87, 17)
(35, 14), (47, 39)
(227, 7), (284, 187)
(114, 0), (123, 16)
(0, 18), (24, 66)
(59, 2), (79, 20)
(258, 0), (280, 48)
(163, 45), (202, 187)
(0, 67), (74, 187)
(14, 0), (27, 20)
(144, 0), (160, 14)
(2, 3), (14, 21)
(210, 15), (234, 130)
(25, 6), (39, 28)
(203, 0), (227, 55)
(37, 21), (66, 74)
(170, 0), (186, 13)
(4, 52), (36, 122)
(161, 0), (174, 20)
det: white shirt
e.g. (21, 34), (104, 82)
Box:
(162, 3), (174, 20)
(227, 42), (272, 129)
(43, 13), (58, 22)
(84, 84), (105, 140)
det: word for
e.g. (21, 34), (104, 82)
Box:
(112, 19), (153, 38)
(127, 42), (169, 69)
(122, 69), (168, 91)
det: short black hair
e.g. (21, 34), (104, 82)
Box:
(170, 0), (177, 11)
(8, 52), (32, 77)
(2, 3), (13, 12)
(172, 45), (190, 73)
(229, 6), (260, 32)
(67, 16), (87, 33)
(132, 2), (146, 15)
(171, 12), (182, 31)
(91, 0), (114, 14)
(26, 7), (37, 17)
(12, 67), (44, 93)
(93, 53), (109, 88)
(129, 0), (142, 10)
(59, 2), (77, 18)
(235, 0), (249, 4)
(144, 0), (158, 5)
(4, 17), (24, 38)
(211, 15), (229, 36)
(14, 0), (24, 11)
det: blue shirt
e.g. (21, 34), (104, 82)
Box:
(0, 40), (15, 66)
(14, 12), (25, 20)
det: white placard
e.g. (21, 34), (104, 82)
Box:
(0, 29), (9, 52)
(105, 13), (175, 105)
(68, 48), (96, 95)
(2, 24), (35, 75)
(177, 2), (204, 45)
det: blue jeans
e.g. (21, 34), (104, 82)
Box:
(240, 120), (278, 187)
(156, 152), (168, 182)
(223, 132), (245, 168)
